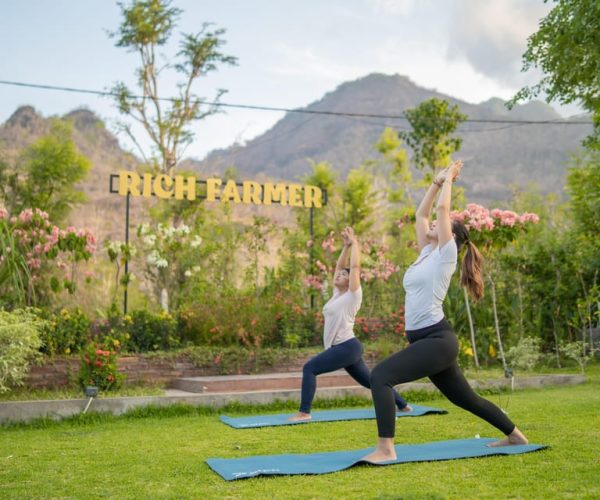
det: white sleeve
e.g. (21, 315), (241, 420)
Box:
(350, 286), (362, 312)
(438, 239), (458, 264)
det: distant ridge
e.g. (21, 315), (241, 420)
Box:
(192, 73), (591, 203)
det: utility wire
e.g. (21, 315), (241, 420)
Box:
(0, 79), (593, 126)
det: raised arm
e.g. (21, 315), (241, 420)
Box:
(435, 160), (462, 247)
(415, 168), (448, 251)
(345, 227), (361, 292)
(335, 232), (351, 273)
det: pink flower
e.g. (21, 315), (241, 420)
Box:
(321, 232), (336, 253)
(306, 239), (313, 248)
(18, 209), (34, 223)
(0, 208), (8, 219)
(303, 275), (323, 291)
(315, 260), (329, 274)
(519, 212), (540, 224)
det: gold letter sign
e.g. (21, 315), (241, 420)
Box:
(117, 171), (323, 208)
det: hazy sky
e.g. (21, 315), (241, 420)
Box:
(0, 0), (577, 160)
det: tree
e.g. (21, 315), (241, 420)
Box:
(110, 0), (237, 172)
(566, 152), (600, 238)
(1, 121), (90, 224)
(342, 167), (378, 233)
(400, 98), (467, 182)
(374, 127), (412, 209)
(510, 0), (600, 149)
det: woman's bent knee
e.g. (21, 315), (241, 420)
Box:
(370, 364), (388, 388)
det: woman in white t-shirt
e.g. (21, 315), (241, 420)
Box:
(289, 227), (411, 421)
(363, 160), (529, 463)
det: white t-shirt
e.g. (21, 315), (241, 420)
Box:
(322, 286), (362, 349)
(403, 240), (457, 330)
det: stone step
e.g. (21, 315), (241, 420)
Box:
(170, 370), (358, 393)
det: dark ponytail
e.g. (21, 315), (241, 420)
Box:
(452, 220), (484, 302)
(461, 241), (484, 302)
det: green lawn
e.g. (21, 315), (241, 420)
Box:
(0, 385), (165, 401)
(1, 370), (599, 499)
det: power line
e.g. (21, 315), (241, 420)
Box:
(0, 79), (593, 126)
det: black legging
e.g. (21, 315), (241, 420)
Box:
(370, 318), (515, 438)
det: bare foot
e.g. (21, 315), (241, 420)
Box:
(362, 438), (397, 463)
(487, 427), (529, 447)
(362, 447), (397, 464)
(399, 404), (413, 413)
(288, 412), (311, 422)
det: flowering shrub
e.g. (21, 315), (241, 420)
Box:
(134, 222), (203, 310)
(178, 291), (319, 348)
(77, 340), (124, 391)
(305, 234), (400, 298)
(450, 203), (540, 251)
(0, 208), (96, 306)
(355, 307), (406, 341)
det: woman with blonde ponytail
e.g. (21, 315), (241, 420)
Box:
(363, 160), (528, 463)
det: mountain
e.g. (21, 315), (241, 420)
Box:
(194, 74), (592, 203)
(0, 106), (140, 244)
(0, 73), (593, 245)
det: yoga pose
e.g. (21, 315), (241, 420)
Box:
(363, 160), (528, 462)
(289, 227), (411, 422)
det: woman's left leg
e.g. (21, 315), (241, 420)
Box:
(428, 362), (516, 435)
(297, 339), (363, 415)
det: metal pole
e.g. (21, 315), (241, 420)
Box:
(309, 206), (314, 310)
(124, 192), (130, 314)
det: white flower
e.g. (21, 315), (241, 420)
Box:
(184, 270), (192, 277)
(190, 235), (202, 248)
(192, 265), (201, 273)
(178, 224), (190, 235)
(147, 249), (161, 266)
(143, 234), (156, 246)
(155, 258), (168, 268)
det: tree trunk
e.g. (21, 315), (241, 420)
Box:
(489, 276), (509, 376)
(463, 287), (480, 369)
(516, 274), (524, 339)
(160, 288), (169, 312)
(551, 315), (562, 368)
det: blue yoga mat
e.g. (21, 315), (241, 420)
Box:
(220, 404), (447, 429)
(206, 438), (547, 480)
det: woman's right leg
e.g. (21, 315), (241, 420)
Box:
(363, 336), (456, 462)
(370, 337), (456, 439)
(345, 358), (411, 410)
(298, 340), (362, 414)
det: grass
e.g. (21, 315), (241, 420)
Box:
(0, 365), (599, 499)
(0, 384), (165, 401)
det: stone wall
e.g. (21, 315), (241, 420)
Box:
(24, 351), (381, 389)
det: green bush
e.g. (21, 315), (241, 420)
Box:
(506, 336), (542, 372)
(39, 308), (91, 355)
(126, 310), (179, 352)
(0, 309), (45, 392)
(560, 341), (593, 374)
